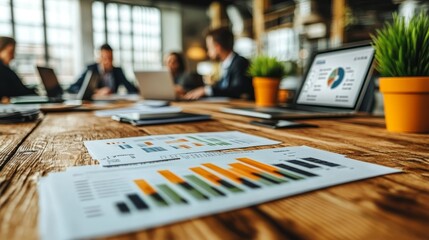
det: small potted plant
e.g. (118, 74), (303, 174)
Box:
(248, 56), (286, 107)
(372, 12), (429, 133)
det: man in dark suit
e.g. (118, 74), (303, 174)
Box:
(0, 36), (37, 99)
(68, 44), (137, 95)
(185, 27), (253, 100)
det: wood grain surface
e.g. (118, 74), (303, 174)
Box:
(0, 101), (428, 240)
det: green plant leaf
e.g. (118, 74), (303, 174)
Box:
(371, 11), (429, 76)
(248, 55), (289, 78)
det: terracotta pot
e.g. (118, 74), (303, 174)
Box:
(379, 77), (429, 133)
(253, 77), (280, 107)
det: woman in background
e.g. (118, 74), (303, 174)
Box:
(166, 52), (204, 98)
(0, 36), (37, 99)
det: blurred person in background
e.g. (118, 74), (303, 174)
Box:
(184, 27), (253, 100)
(68, 43), (137, 96)
(0, 36), (37, 99)
(165, 52), (204, 98)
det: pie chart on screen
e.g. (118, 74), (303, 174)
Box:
(327, 67), (345, 89)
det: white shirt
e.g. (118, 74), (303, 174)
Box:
(205, 52), (235, 96)
(98, 64), (115, 90)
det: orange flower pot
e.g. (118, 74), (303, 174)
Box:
(379, 77), (429, 133)
(253, 77), (280, 107)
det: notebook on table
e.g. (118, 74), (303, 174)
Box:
(221, 43), (375, 119)
(112, 112), (211, 126)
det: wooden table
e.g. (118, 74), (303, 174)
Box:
(1, 100), (428, 240)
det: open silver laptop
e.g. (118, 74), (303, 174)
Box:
(11, 67), (99, 104)
(135, 71), (176, 101)
(221, 43), (375, 119)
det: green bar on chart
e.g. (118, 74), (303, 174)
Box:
(159, 170), (210, 201)
(190, 167), (244, 193)
(184, 175), (226, 197)
(157, 184), (188, 205)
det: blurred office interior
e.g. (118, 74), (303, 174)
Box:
(1, 0), (428, 105)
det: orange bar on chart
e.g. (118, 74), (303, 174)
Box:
(230, 163), (262, 175)
(202, 163), (241, 183)
(179, 145), (192, 149)
(144, 141), (153, 146)
(190, 167), (221, 185)
(134, 179), (157, 195)
(166, 139), (189, 144)
(158, 170), (185, 184)
(229, 167), (258, 180)
(236, 157), (283, 177)
(229, 163), (259, 180)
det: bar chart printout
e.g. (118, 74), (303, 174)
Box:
(38, 146), (400, 240)
(83, 131), (281, 167)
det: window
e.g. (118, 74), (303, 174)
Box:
(92, 1), (162, 80)
(12, 0), (45, 84)
(265, 28), (299, 61)
(1, 0), (79, 86)
(0, 0), (12, 36)
(45, 0), (79, 84)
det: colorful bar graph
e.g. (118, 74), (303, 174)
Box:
(236, 157), (304, 180)
(301, 157), (341, 167)
(158, 170), (209, 200)
(229, 163), (285, 185)
(274, 164), (319, 177)
(157, 184), (188, 205)
(184, 175), (226, 197)
(202, 163), (260, 189)
(190, 167), (243, 193)
(287, 160), (320, 169)
(134, 179), (169, 207)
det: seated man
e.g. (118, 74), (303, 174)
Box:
(0, 36), (37, 98)
(68, 44), (137, 95)
(185, 27), (253, 100)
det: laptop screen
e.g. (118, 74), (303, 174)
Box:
(296, 45), (375, 109)
(37, 66), (63, 98)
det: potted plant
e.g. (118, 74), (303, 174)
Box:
(248, 56), (286, 107)
(372, 12), (429, 133)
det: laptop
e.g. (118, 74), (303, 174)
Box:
(221, 43), (375, 119)
(11, 67), (99, 104)
(135, 71), (176, 101)
(135, 71), (232, 103)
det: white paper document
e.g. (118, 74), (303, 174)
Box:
(84, 131), (281, 167)
(38, 146), (400, 240)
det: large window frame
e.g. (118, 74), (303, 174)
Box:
(92, 1), (163, 81)
(1, 0), (79, 86)
(1, 0), (164, 87)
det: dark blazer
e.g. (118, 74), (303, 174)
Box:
(211, 53), (254, 99)
(0, 60), (37, 98)
(174, 71), (204, 92)
(68, 63), (138, 94)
